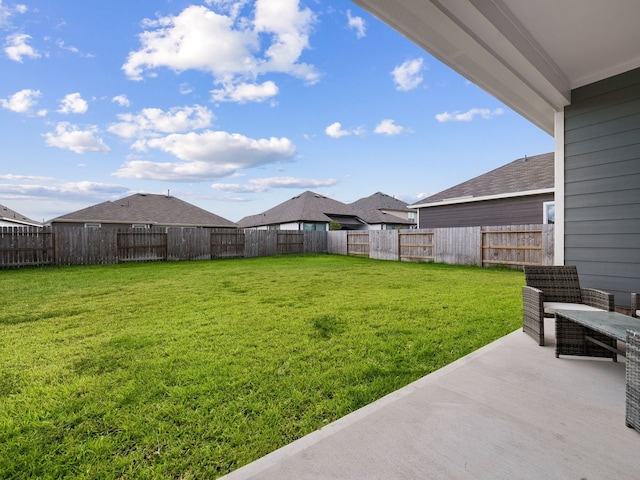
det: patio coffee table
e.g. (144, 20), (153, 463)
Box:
(554, 310), (640, 361)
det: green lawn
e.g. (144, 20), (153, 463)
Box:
(0, 255), (524, 479)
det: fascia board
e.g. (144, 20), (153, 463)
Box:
(412, 188), (554, 209)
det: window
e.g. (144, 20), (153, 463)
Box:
(84, 223), (101, 229)
(132, 224), (150, 229)
(303, 223), (327, 231)
(543, 202), (555, 224)
(408, 212), (416, 222)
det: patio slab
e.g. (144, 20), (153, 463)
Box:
(221, 318), (639, 479)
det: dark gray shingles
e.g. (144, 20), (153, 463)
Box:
(50, 193), (237, 227)
(413, 152), (554, 205)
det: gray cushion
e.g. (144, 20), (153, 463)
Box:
(544, 302), (604, 315)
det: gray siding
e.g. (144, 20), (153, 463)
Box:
(418, 194), (553, 228)
(564, 67), (640, 307)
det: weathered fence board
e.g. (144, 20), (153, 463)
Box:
(0, 226), (53, 266)
(278, 231), (304, 254)
(435, 227), (481, 265)
(327, 230), (348, 255)
(167, 228), (211, 261)
(211, 229), (245, 259)
(347, 232), (370, 257)
(117, 228), (168, 262)
(370, 230), (399, 261)
(1, 225), (553, 268)
(55, 227), (118, 265)
(303, 231), (328, 254)
(399, 230), (434, 262)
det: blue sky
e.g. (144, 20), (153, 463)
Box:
(0, 0), (553, 223)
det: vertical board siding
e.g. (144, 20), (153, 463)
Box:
(418, 194), (553, 228)
(565, 67), (640, 306)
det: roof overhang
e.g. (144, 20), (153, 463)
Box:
(353, 0), (640, 135)
(412, 187), (554, 209)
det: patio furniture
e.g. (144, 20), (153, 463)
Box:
(632, 293), (640, 318)
(522, 265), (614, 346)
(627, 329), (640, 432)
(554, 310), (640, 361)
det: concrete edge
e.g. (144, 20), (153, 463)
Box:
(220, 329), (523, 479)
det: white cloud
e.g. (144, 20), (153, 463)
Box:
(112, 94), (130, 107)
(115, 130), (296, 181)
(44, 122), (110, 154)
(122, 1), (319, 103)
(325, 121), (364, 138)
(212, 176), (338, 193)
(1, 88), (41, 113)
(108, 105), (213, 139)
(211, 80), (278, 103)
(0, 180), (128, 202)
(374, 119), (409, 136)
(58, 93), (89, 114)
(346, 10), (365, 38)
(1, 2), (27, 29)
(435, 107), (505, 123)
(4, 32), (39, 62)
(391, 58), (424, 91)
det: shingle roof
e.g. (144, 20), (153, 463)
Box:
(238, 191), (362, 228)
(50, 193), (237, 227)
(0, 204), (42, 227)
(412, 152), (554, 206)
(349, 192), (415, 225)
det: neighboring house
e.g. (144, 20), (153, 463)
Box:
(0, 204), (42, 227)
(238, 191), (366, 231)
(411, 153), (554, 228)
(353, 0), (640, 305)
(349, 192), (416, 230)
(49, 193), (237, 229)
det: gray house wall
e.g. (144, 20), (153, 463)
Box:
(564, 67), (640, 307)
(418, 193), (553, 228)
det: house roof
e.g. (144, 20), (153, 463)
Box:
(353, 0), (640, 134)
(238, 191), (363, 228)
(0, 204), (41, 227)
(50, 193), (237, 228)
(349, 192), (415, 225)
(412, 152), (553, 208)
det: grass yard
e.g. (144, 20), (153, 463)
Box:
(0, 255), (524, 479)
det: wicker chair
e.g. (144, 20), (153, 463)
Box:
(627, 329), (640, 432)
(522, 265), (614, 346)
(632, 293), (640, 318)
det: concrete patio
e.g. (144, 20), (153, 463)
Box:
(221, 317), (639, 480)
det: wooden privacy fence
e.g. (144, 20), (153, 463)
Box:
(0, 226), (54, 267)
(0, 224), (552, 268)
(0, 227), (328, 267)
(327, 225), (553, 267)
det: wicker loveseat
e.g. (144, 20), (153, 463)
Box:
(522, 265), (615, 346)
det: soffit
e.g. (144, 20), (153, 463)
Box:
(353, 0), (640, 135)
